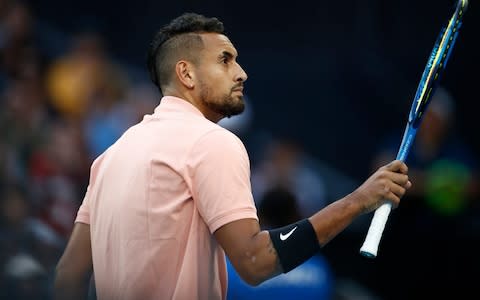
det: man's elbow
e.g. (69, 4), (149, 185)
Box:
(53, 264), (73, 295)
(54, 262), (65, 286)
(240, 273), (265, 286)
(54, 263), (91, 300)
(54, 260), (73, 286)
(236, 262), (278, 287)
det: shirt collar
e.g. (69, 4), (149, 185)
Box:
(153, 96), (205, 118)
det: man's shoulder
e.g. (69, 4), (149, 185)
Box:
(196, 125), (245, 149)
(187, 126), (249, 164)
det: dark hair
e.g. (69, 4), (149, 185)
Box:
(146, 12), (224, 94)
(258, 185), (302, 228)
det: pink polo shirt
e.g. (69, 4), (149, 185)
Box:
(75, 96), (258, 300)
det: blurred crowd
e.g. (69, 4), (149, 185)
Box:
(0, 1), (158, 298)
(1, 1), (479, 300)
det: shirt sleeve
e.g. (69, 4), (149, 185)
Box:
(75, 153), (106, 225)
(75, 186), (91, 224)
(189, 129), (258, 233)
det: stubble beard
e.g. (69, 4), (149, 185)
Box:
(199, 82), (245, 118)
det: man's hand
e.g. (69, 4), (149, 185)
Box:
(354, 160), (411, 213)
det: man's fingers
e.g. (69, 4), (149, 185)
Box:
(386, 182), (407, 199)
(405, 180), (412, 189)
(384, 171), (409, 186)
(385, 160), (408, 174)
(384, 192), (400, 208)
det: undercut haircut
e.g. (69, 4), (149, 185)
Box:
(146, 12), (225, 94)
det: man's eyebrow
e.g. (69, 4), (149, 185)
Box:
(219, 50), (236, 60)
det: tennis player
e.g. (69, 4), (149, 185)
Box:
(54, 12), (411, 300)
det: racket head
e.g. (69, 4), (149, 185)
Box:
(408, 0), (468, 128)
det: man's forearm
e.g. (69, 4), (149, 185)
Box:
(309, 191), (365, 246)
(54, 223), (93, 300)
(54, 270), (91, 300)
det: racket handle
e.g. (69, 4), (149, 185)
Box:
(359, 202), (392, 258)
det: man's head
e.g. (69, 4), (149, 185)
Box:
(418, 86), (455, 146)
(147, 13), (248, 122)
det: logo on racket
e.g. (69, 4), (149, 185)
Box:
(280, 226), (297, 241)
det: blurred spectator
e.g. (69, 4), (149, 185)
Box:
(226, 185), (334, 300)
(28, 120), (90, 241)
(0, 0), (34, 77)
(371, 86), (479, 220)
(257, 185), (302, 228)
(251, 137), (358, 220)
(1, 253), (49, 300)
(251, 138), (328, 218)
(369, 86), (480, 299)
(0, 185), (35, 262)
(0, 185), (59, 299)
(0, 75), (50, 187)
(45, 31), (128, 121)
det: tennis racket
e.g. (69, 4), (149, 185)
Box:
(360, 0), (469, 258)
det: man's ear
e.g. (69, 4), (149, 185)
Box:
(176, 60), (195, 89)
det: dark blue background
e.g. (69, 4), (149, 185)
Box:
(21, 1), (479, 299)
(30, 0), (479, 180)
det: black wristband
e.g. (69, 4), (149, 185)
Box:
(268, 218), (320, 273)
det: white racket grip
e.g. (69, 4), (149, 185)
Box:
(359, 202), (393, 258)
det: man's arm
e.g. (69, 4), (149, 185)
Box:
(214, 195), (364, 286)
(54, 222), (93, 300)
(214, 218), (281, 286)
(215, 160), (411, 286)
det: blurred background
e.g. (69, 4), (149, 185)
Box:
(1, 0), (478, 299)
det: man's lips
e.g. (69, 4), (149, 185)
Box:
(232, 86), (244, 93)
